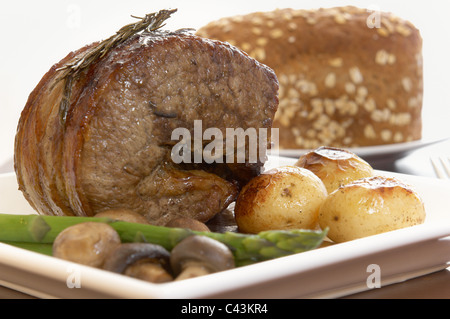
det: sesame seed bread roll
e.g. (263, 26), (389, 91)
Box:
(196, 6), (423, 149)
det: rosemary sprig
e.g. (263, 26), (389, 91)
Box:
(54, 8), (179, 125)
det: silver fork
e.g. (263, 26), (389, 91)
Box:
(430, 157), (450, 179)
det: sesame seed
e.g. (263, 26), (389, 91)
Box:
(329, 57), (344, 68)
(308, 83), (318, 96)
(231, 16), (244, 23)
(288, 22), (298, 30)
(295, 136), (304, 146)
(311, 98), (324, 113)
(278, 115), (290, 127)
(282, 12), (293, 21)
(341, 118), (354, 128)
(223, 24), (233, 33)
(288, 74), (297, 84)
(334, 14), (347, 24)
(393, 132), (403, 142)
(377, 28), (390, 37)
(381, 130), (392, 142)
(402, 77), (413, 92)
(408, 97), (419, 108)
(251, 17), (264, 25)
(264, 11), (277, 19)
(349, 67), (363, 84)
(241, 42), (252, 52)
(388, 54), (396, 64)
(306, 17), (317, 24)
(364, 98), (376, 112)
(364, 125), (377, 139)
(390, 113), (411, 126)
(278, 99), (289, 109)
(251, 47), (266, 61)
(381, 18), (395, 32)
(357, 86), (368, 98)
(306, 129), (316, 138)
(396, 24), (412, 36)
(296, 80), (316, 95)
(292, 127), (301, 136)
(252, 27), (263, 35)
(287, 88), (300, 99)
(371, 109), (391, 122)
(270, 28), (284, 39)
(324, 73), (337, 88)
(343, 137), (353, 145)
(256, 37), (268, 46)
(283, 105), (296, 119)
(387, 99), (397, 110)
(347, 101), (358, 115)
(324, 99), (335, 115)
(313, 114), (330, 130)
(279, 74), (289, 85)
(375, 50), (389, 65)
(345, 82), (356, 94)
(355, 96), (366, 106)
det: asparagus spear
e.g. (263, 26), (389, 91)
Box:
(3, 241), (54, 256)
(0, 214), (327, 266)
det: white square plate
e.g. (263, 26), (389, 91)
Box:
(0, 156), (449, 299)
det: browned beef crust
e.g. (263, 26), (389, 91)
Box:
(14, 32), (279, 225)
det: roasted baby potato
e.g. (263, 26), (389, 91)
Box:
(295, 146), (374, 193)
(234, 166), (328, 233)
(318, 176), (426, 243)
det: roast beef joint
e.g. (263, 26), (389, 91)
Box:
(14, 10), (279, 226)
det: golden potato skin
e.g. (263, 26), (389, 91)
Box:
(319, 176), (426, 243)
(234, 166), (328, 233)
(295, 146), (374, 193)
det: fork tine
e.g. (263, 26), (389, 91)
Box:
(431, 157), (450, 179)
(440, 157), (450, 178)
(431, 157), (446, 179)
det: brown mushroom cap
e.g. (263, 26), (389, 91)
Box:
(170, 235), (235, 276)
(52, 222), (121, 268)
(165, 217), (210, 232)
(103, 243), (171, 275)
(94, 208), (150, 224)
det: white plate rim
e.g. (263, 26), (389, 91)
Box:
(0, 156), (450, 299)
(271, 137), (450, 159)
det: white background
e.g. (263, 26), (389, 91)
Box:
(1, 0), (450, 170)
